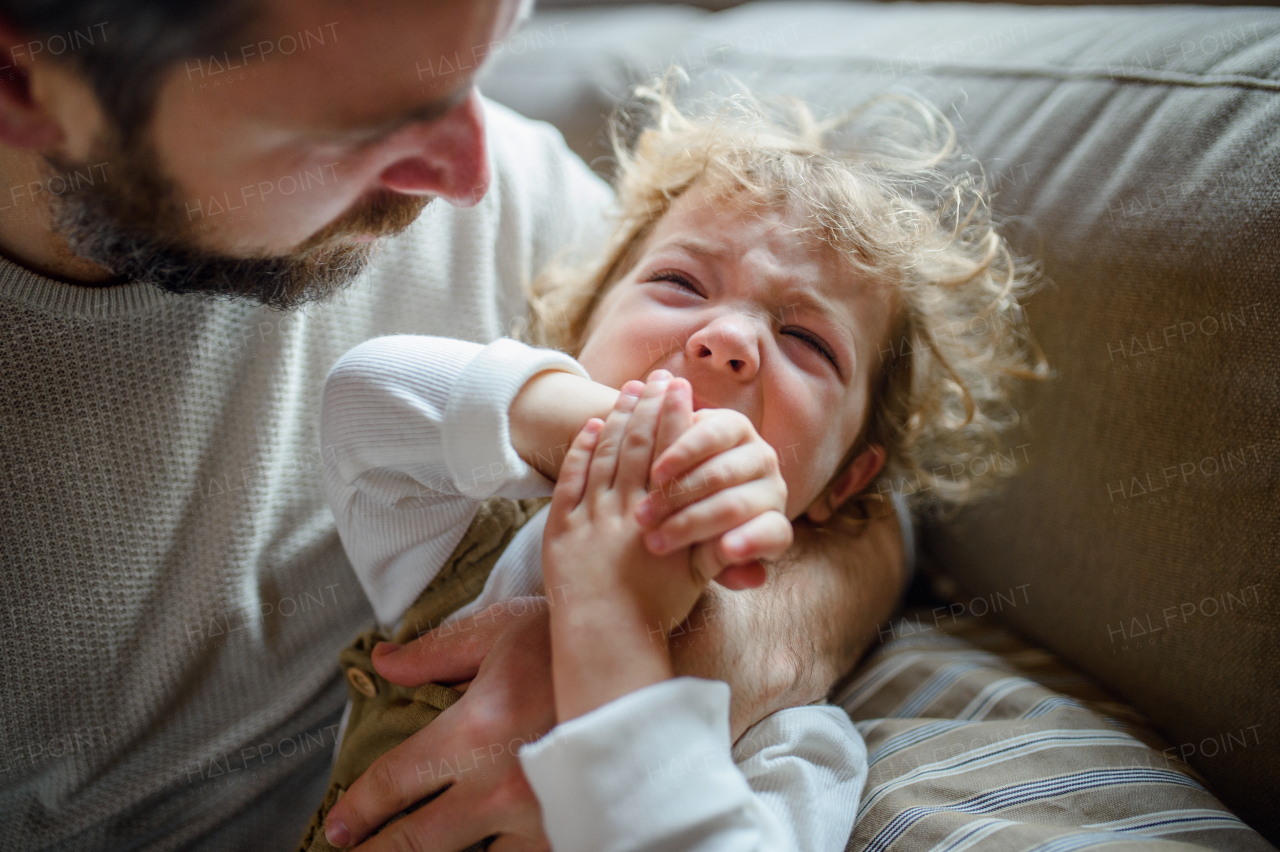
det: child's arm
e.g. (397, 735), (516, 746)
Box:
(324, 336), (789, 626)
(539, 379), (689, 717)
(321, 335), (600, 626)
(508, 368), (618, 479)
(519, 695), (867, 852)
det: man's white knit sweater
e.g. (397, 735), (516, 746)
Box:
(0, 99), (612, 852)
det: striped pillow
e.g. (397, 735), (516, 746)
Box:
(836, 614), (1272, 852)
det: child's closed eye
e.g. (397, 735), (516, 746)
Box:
(647, 269), (702, 295)
(782, 327), (839, 369)
(645, 268), (840, 372)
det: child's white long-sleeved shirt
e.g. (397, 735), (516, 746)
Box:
(320, 334), (867, 852)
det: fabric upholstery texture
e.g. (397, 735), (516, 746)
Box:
(837, 612), (1275, 852)
(484, 2), (1280, 840)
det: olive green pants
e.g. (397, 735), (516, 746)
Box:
(297, 497), (548, 852)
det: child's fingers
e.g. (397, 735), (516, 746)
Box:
(653, 377), (694, 463)
(689, 541), (728, 587)
(638, 442), (779, 528)
(688, 511), (791, 590)
(549, 418), (603, 515)
(614, 371), (670, 496)
(716, 510), (793, 565)
(586, 381), (643, 494)
(640, 378), (694, 521)
(643, 480), (786, 555)
(649, 409), (752, 488)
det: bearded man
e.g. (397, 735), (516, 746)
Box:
(0, 1), (905, 849)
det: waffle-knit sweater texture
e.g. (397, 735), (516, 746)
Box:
(0, 99), (613, 852)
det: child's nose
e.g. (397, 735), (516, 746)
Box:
(686, 316), (760, 380)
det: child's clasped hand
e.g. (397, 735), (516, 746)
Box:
(637, 371), (793, 591)
(543, 369), (792, 640)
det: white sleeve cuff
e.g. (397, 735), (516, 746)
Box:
(731, 705), (867, 852)
(442, 338), (587, 500)
(519, 678), (758, 852)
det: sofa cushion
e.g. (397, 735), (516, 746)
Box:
(483, 2), (1280, 839)
(836, 612), (1274, 852)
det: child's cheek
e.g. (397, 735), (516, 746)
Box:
(621, 309), (691, 374)
(773, 383), (837, 510)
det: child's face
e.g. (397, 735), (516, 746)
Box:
(576, 184), (895, 519)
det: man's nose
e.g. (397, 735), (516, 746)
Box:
(377, 89), (490, 207)
(686, 315), (760, 380)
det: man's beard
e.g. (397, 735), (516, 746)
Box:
(45, 137), (430, 311)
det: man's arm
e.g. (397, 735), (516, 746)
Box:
(671, 504), (906, 741)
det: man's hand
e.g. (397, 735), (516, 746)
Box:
(323, 598), (556, 852)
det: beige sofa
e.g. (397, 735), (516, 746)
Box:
(485, 2), (1279, 847)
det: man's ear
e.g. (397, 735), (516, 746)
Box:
(0, 22), (64, 149)
(804, 444), (886, 523)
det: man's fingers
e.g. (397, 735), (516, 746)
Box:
(644, 482), (787, 555)
(326, 722), (456, 848)
(688, 510), (791, 589)
(336, 729), (547, 852)
(372, 598), (538, 687)
(341, 602), (556, 852)
(489, 834), (550, 852)
(344, 782), (492, 852)
(550, 419), (602, 515)
(585, 380), (641, 493)
(713, 561), (769, 591)
(614, 371), (669, 495)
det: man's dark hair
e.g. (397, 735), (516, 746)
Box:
(0, 1), (257, 140)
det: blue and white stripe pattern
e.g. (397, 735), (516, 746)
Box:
(839, 612), (1273, 852)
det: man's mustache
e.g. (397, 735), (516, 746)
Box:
(298, 189), (432, 252)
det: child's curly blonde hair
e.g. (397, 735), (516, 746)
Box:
(528, 71), (1048, 516)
